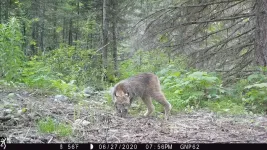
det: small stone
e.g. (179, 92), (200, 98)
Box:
(84, 86), (95, 95)
(83, 93), (91, 98)
(74, 119), (82, 124)
(7, 93), (15, 98)
(17, 110), (23, 115)
(82, 120), (90, 126)
(3, 109), (12, 116)
(54, 95), (68, 101)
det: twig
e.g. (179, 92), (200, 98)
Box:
(24, 126), (31, 139)
(91, 43), (110, 58)
(111, 135), (120, 143)
(48, 136), (53, 143)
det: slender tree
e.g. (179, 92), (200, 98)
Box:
(255, 0), (267, 67)
(102, 0), (108, 70)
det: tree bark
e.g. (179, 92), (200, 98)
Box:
(0, 1), (2, 23)
(40, 2), (45, 52)
(4, 0), (9, 22)
(53, 1), (58, 50)
(75, 1), (80, 47)
(31, 0), (39, 55)
(69, 18), (73, 46)
(111, 0), (118, 77)
(255, 0), (267, 67)
(102, 0), (108, 70)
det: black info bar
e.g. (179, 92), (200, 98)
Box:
(1, 143), (266, 150)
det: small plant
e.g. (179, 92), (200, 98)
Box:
(56, 124), (73, 137)
(204, 99), (246, 115)
(243, 83), (267, 113)
(37, 117), (72, 137)
(37, 117), (56, 134)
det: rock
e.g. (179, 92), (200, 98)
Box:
(30, 139), (43, 143)
(84, 86), (95, 95)
(10, 137), (20, 143)
(73, 119), (90, 128)
(74, 119), (83, 124)
(3, 109), (12, 116)
(82, 120), (90, 126)
(7, 93), (15, 99)
(17, 110), (23, 115)
(83, 93), (91, 98)
(54, 95), (68, 102)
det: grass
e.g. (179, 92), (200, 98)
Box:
(203, 99), (247, 115)
(37, 117), (72, 137)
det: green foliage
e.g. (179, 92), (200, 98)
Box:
(105, 92), (113, 106)
(37, 117), (72, 137)
(157, 66), (224, 111)
(119, 49), (185, 80)
(20, 55), (78, 96)
(228, 70), (267, 113)
(243, 83), (267, 113)
(204, 99), (246, 115)
(19, 44), (107, 96)
(45, 45), (103, 86)
(0, 17), (24, 80)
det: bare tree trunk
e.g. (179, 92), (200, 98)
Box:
(53, 1), (58, 49)
(69, 19), (73, 46)
(63, 17), (66, 43)
(31, 0), (39, 55)
(111, 0), (118, 77)
(102, 0), (108, 70)
(40, 2), (45, 52)
(75, 1), (80, 47)
(0, 1), (2, 23)
(4, 0), (9, 22)
(255, 0), (267, 67)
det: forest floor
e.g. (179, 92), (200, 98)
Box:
(1, 85), (267, 143)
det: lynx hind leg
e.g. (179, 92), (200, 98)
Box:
(151, 92), (172, 120)
(141, 96), (155, 117)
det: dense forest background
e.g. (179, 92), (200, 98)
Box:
(1, 0), (267, 115)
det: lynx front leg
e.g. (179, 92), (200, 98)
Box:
(141, 96), (155, 117)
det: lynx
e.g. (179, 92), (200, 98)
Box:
(111, 73), (172, 120)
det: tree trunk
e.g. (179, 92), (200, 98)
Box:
(31, 0), (39, 55)
(63, 17), (66, 43)
(0, 1), (2, 23)
(69, 19), (73, 46)
(75, 1), (80, 47)
(53, 1), (58, 50)
(255, 0), (267, 67)
(102, 0), (108, 70)
(111, 0), (118, 77)
(4, 0), (9, 22)
(40, 2), (45, 52)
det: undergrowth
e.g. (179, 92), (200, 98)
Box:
(37, 117), (72, 137)
(2, 18), (267, 116)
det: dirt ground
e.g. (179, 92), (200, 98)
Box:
(1, 86), (267, 143)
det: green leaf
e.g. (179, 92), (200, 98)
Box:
(245, 83), (267, 89)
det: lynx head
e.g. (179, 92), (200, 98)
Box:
(112, 83), (131, 117)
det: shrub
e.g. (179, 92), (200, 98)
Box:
(157, 65), (225, 111)
(0, 17), (24, 81)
